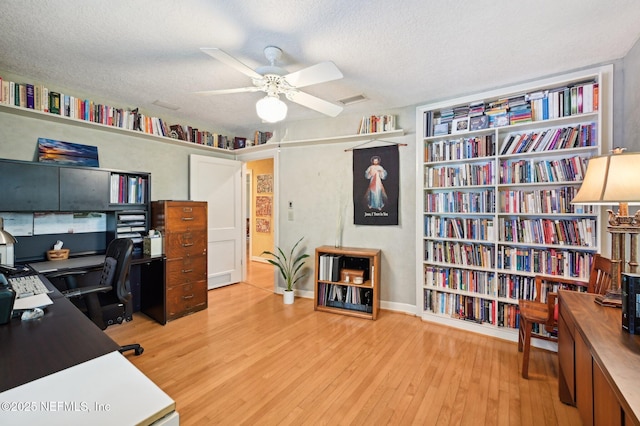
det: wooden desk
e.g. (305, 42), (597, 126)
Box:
(0, 278), (119, 393)
(558, 291), (640, 426)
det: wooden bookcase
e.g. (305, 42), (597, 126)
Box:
(314, 245), (380, 320)
(415, 65), (613, 342)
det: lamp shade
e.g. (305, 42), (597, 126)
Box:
(256, 94), (287, 123)
(572, 152), (640, 205)
(0, 218), (15, 244)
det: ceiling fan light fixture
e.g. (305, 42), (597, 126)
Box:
(256, 94), (287, 123)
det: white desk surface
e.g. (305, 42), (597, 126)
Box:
(0, 351), (177, 425)
(29, 254), (106, 273)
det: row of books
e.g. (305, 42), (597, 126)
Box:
(110, 174), (147, 204)
(496, 273), (587, 302)
(424, 134), (495, 163)
(0, 76), (262, 150)
(423, 290), (520, 329)
(424, 266), (495, 295)
(425, 162), (494, 188)
(253, 130), (273, 146)
(499, 156), (587, 184)
(529, 81), (598, 120)
(498, 217), (596, 247)
(357, 114), (396, 134)
(318, 254), (343, 282)
(317, 283), (373, 312)
(497, 247), (593, 279)
(425, 189), (496, 214)
(499, 187), (594, 215)
(424, 80), (598, 137)
(424, 217), (495, 241)
(500, 123), (597, 155)
(424, 240), (495, 268)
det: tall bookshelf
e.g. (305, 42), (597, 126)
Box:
(415, 65), (613, 342)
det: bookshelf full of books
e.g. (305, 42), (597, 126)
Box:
(416, 65), (612, 343)
(314, 246), (381, 320)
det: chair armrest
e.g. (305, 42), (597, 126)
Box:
(535, 274), (588, 288)
(61, 285), (112, 299)
(46, 270), (90, 279)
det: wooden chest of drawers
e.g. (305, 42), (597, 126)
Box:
(150, 200), (208, 322)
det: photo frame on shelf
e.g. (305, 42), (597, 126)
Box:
(433, 123), (449, 136)
(451, 117), (470, 134)
(469, 115), (489, 131)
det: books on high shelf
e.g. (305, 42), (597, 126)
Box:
(424, 80), (599, 139)
(253, 130), (273, 145)
(0, 74), (247, 150)
(358, 114), (396, 134)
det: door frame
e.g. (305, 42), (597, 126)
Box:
(236, 149), (279, 293)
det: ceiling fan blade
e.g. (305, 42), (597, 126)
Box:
(194, 87), (262, 95)
(284, 61), (343, 88)
(200, 48), (262, 79)
(287, 91), (343, 117)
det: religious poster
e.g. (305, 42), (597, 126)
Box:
(353, 145), (399, 226)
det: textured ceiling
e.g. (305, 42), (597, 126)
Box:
(1, 0), (639, 137)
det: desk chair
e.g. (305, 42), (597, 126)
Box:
(518, 253), (614, 378)
(50, 238), (143, 356)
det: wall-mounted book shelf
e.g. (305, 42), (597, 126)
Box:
(236, 129), (406, 154)
(0, 102), (404, 156)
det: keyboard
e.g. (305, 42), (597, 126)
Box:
(9, 274), (52, 299)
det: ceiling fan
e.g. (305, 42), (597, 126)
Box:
(197, 46), (344, 123)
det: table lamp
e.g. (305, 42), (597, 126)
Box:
(572, 148), (640, 306)
(0, 217), (16, 267)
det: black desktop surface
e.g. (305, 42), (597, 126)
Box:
(0, 276), (119, 393)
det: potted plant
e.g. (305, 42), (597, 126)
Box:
(261, 237), (309, 304)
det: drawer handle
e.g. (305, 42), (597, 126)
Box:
(182, 217), (194, 221)
(182, 294), (194, 300)
(182, 269), (194, 273)
(183, 207), (193, 212)
(182, 243), (194, 247)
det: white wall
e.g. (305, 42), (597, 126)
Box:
(271, 108), (417, 311)
(623, 37), (640, 151)
(0, 110), (230, 201)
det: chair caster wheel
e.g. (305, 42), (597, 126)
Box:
(135, 347), (144, 356)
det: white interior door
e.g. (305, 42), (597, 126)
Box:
(189, 154), (243, 289)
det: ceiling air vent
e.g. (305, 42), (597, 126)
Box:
(338, 94), (368, 106)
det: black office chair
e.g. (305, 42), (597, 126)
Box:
(50, 238), (143, 356)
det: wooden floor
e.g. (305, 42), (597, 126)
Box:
(106, 262), (580, 425)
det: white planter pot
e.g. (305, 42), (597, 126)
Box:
(283, 290), (295, 304)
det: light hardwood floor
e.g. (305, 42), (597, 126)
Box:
(106, 262), (580, 425)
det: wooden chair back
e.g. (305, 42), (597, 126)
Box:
(586, 254), (615, 295)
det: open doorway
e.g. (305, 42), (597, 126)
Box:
(244, 158), (275, 292)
